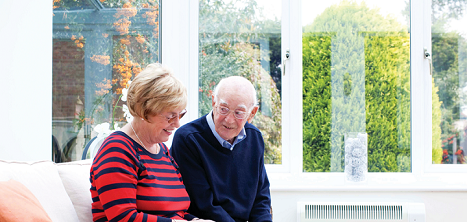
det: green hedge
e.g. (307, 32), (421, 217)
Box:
(302, 35), (332, 172)
(302, 33), (413, 172)
(302, 1), (442, 172)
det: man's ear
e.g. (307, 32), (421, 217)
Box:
(211, 94), (216, 108)
(247, 106), (259, 123)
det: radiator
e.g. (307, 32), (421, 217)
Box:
(297, 202), (425, 222)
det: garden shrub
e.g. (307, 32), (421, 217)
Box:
(302, 1), (442, 172)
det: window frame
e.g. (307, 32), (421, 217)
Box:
(173, 0), (467, 192)
(161, 0), (199, 129)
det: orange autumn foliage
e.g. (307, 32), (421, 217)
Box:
(112, 39), (143, 95)
(120, 38), (131, 45)
(91, 55), (111, 66)
(70, 35), (85, 48)
(114, 18), (132, 35)
(135, 34), (145, 44)
(53, 0), (60, 9)
(95, 78), (112, 96)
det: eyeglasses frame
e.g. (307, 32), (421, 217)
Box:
(164, 109), (187, 123)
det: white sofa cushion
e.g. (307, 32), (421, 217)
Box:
(0, 160), (79, 222)
(57, 159), (93, 222)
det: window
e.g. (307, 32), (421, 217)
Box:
(198, 0), (283, 164)
(301, 0), (411, 173)
(52, 0), (160, 162)
(50, 0), (467, 188)
(431, 0), (467, 166)
(196, 0), (413, 173)
(191, 0), (467, 189)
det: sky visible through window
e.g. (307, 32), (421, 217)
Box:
(253, 0), (466, 36)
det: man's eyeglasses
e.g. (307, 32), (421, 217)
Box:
(215, 106), (249, 120)
(164, 109), (187, 123)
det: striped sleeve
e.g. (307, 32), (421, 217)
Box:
(90, 134), (172, 222)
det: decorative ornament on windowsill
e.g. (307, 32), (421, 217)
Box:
(88, 82), (134, 159)
(344, 132), (368, 183)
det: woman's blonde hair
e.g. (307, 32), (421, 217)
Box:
(126, 63), (187, 121)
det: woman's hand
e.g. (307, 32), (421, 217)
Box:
(172, 219), (215, 222)
(191, 218), (215, 222)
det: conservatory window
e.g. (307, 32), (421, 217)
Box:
(198, 0), (283, 164)
(430, 0), (467, 167)
(301, 0), (411, 173)
(52, 0), (161, 162)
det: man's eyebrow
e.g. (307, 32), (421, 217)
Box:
(236, 104), (247, 109)
(218, 99), (247, 109)
(219, 100), (228, 106)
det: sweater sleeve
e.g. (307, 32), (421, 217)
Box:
(248, 163), (273, 222)
(182, 212), (197, 220)
(91, 139), (172, 222)
(171, 133), (235, 222)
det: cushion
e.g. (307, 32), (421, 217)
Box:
(0, 160), (80, 222)
(0, 179), (52, 222)
(57, 159), (93, 222)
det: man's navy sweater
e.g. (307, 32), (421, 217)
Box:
(170, 114), (272, 222)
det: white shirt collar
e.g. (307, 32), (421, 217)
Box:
(206, 110), (246, 150)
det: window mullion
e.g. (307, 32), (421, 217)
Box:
(410, 0), (431, 175)
(288, 0), (303, 175)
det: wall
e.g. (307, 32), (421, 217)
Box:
(0, 0), (51, 161)
(271, 190), (466, 222)
(0, 0), (465, 221)
(52, 40), (85, 120)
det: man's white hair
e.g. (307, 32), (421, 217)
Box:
(213, 76), (258, 108)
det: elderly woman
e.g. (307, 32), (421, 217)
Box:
(90, 63), (214, 222)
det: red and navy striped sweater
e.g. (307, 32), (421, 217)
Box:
(90, 131), (195, 222)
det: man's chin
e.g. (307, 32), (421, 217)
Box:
(219, 133), (235, 142)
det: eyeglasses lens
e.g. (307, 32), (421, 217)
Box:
(179, 110), (187, 119)
(217, 106), (247, 120)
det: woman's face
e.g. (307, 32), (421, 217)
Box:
(144, 107), (186, 144)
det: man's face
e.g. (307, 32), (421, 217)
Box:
(211, 91), (257, 143)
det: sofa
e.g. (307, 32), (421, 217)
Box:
(0, 159), (93, 222)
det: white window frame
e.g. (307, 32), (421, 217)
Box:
(161, 0), (199, 147)
(164, 0), (467, 191)
(422, 0), (467, 173)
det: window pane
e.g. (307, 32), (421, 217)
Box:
(302, 0), (411, 172)
(52, 0), (160, 162)
(431, 0), (467, 164)
(198, 0), (282, 164)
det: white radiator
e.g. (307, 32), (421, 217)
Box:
(297, 202), (425, 222)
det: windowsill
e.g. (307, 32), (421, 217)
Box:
(268, 172), (467, 192)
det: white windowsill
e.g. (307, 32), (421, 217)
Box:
(268, 172), (467, 192)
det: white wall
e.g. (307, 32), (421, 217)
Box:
(0, 1), (465, 221)
(271, 191), (467, 222)
(0, 0), (51, 161)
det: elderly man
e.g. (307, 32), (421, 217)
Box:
(170, 76), (272, 222)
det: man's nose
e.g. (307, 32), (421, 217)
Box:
(224, 111), (237, 123)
